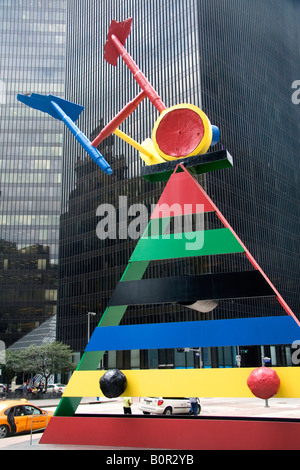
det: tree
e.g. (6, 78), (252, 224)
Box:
(6, 342), (76, 390)
(3, 349), (25, 389)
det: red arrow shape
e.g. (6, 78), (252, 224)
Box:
(104, 18), (133, 66)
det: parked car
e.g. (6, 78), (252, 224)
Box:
(0, 399), (54, 438)
(46, 383), (66, 394)
(138, 397), (201, 415)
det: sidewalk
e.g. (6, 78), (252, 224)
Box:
(26, 395), (300, 419)
(1, 396), (300, 450)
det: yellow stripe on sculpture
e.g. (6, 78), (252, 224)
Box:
(62, 367), (300, 398)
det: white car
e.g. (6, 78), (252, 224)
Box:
(138, 397), (201, 415)
(46, 384), (66, 394)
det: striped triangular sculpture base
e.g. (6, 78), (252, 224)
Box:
(41, 164), (300, 449)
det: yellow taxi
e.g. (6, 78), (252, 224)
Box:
(0, 399), (53, 438)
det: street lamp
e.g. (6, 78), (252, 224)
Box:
(87, 312), (97, 342)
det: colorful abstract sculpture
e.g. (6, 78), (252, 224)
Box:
(38, 18), (300, 450)
(17, 18), (220, 174)
(40, 164), (300, 450)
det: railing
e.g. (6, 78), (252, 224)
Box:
(5, 390), (62, 400)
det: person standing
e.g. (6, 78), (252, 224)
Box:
(123, 396), (133, 414)
(189, 397), (198, 416)
(7, 408), (16, 434)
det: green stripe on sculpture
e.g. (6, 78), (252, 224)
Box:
(130, 228), (244, 262)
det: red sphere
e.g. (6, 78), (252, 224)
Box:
(247, 367), (280, 399)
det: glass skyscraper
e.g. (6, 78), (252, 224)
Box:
(0, 1), (66, 347)
(58, 0), (300, 369)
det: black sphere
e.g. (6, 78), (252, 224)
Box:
(99, 369), (127, 398)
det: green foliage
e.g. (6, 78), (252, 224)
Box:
(6, 342), (76, 388)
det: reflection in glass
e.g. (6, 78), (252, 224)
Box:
(0, 1), (66, 347)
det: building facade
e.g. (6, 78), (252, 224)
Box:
(57, 0), (300, 369)
(0, 0), (66, 347)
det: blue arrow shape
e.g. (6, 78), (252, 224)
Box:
(17, 93), (113, 175)
(17, 93), (84, 121)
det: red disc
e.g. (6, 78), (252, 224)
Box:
(155, 108), (204, 157)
